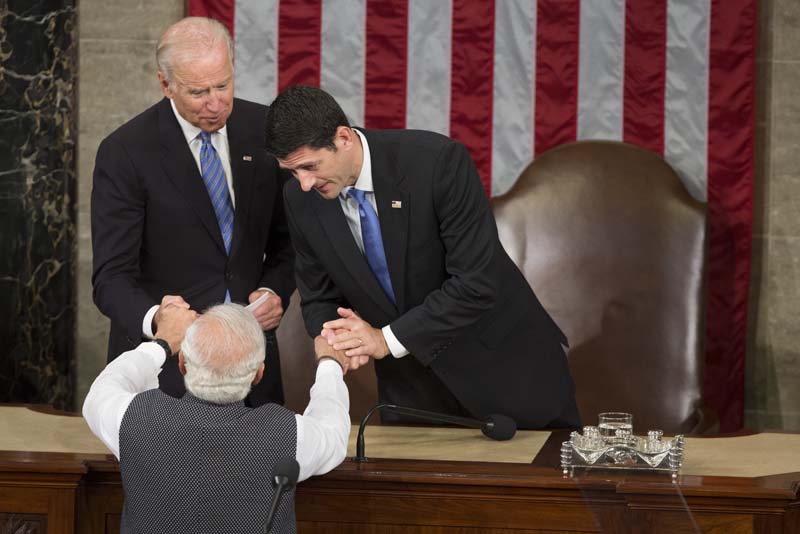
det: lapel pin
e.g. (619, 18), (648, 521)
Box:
(243, 155), (253, 161)
(391, 200), (402, 209)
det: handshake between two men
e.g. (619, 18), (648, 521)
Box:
(152, 296), (373, 376)
(154, 299), (361, 374)
(320, 306), (392, 373)
(154, 288), (284, 336)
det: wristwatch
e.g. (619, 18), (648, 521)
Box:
(152, 338), (172, 358)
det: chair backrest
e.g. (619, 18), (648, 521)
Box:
(492, 141), (711, 434)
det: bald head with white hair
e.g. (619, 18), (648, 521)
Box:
(179, 304), (266, 404)
(156, 17), (235, 132)
(156, 17), (233, 87)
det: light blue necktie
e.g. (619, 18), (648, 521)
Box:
(348, 188), (396, 304)
(198, 131), (234, 302)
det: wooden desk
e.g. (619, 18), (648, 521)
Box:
(295, 431), (800, 533)
(0, 407), (798, 533)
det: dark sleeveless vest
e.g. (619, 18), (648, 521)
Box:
(119, 389), (297, 533)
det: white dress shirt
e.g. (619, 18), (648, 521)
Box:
(338, 130), (409, 358)
(82, 343), (350, 482)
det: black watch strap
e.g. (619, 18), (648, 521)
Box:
(152, 338), (172, 358)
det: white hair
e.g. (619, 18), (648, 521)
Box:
(156, 16), (234, 86)
(180, 303), (265, 404)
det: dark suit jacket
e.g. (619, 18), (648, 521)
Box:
(284, 129), (578, 428)
(92, 97), (295, 404)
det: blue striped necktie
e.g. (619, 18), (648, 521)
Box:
(199, 131), (233, 303)
(198, 131), (234, 254)
(348, 188), (396, 304)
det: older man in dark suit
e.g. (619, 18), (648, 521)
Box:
(267, 85), (579, 429)
(91, 17), (294, 405)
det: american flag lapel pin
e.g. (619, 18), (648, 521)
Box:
(243, 155), (253, 161)
(391, 200), (402, 209)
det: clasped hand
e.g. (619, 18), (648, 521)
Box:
(153, 296), (198, 354)
(321, 307), (389, 372)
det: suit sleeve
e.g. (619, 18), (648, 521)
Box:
(258, 165), (296, 306)
(283, 187), (349, 337)
(91, 136), (158, 346)
(389, 141), (499, 365)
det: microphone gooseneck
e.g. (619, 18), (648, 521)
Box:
(264, 458), (300, 533)
(354, 403), (517, 462)
(355, 403), (389, 462)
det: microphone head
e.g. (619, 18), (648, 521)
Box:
(272, 457), (300, 487)
(481, 414), (517, 441)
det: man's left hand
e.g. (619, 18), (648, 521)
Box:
(248, 290), (283, 330)
(322, 307), (390, 359)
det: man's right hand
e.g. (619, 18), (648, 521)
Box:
(156, 304), (198, 354)
(313, 336), (350, 373)
(153, 295), (190, 335)
(320, 327), (371, 371)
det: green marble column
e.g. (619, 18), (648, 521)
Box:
(0, 0), (76, 410)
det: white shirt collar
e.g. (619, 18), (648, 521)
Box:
(345, 129), (373, 196)
(169, 98), (228, 143)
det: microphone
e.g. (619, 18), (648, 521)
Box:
(354, 403), (517, 462)
(264, 457), (300, 533)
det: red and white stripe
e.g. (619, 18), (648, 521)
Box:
(189, 0), (756, 431)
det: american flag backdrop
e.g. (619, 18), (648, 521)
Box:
(188, 0), (757, 432)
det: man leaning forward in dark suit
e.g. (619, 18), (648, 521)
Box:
(91, 17), (295, 406)
(268, 85), (580, 429)
(83, 302), (350, 533)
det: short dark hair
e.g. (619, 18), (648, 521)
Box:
(265, 85), (350, 159)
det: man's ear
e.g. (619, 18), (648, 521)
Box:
(158, 72), (173, 99)
(178, 352), (187, 376)
(335, 125), (355, 150)
(252, 362), (265, 386)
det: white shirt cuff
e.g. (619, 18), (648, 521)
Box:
(142, 304), (159, 338)
(316, 358), (344, 376)
(382, 325), (409, 358)
(139, 340), (170, 367)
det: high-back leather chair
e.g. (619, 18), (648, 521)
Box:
(492, 141), (714, 434)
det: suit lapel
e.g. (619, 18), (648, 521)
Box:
(226, 107), (255, 260)
(315, 194), (397, 317)
(157, 98), (227, 255)
(365, 131), (409, 313)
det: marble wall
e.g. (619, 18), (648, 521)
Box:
(71, 0), (800, 430)
(0, 0), (77, 410)
(746, 0), (800, 431)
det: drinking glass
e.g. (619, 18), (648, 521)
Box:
(597, 412), (633, 439)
